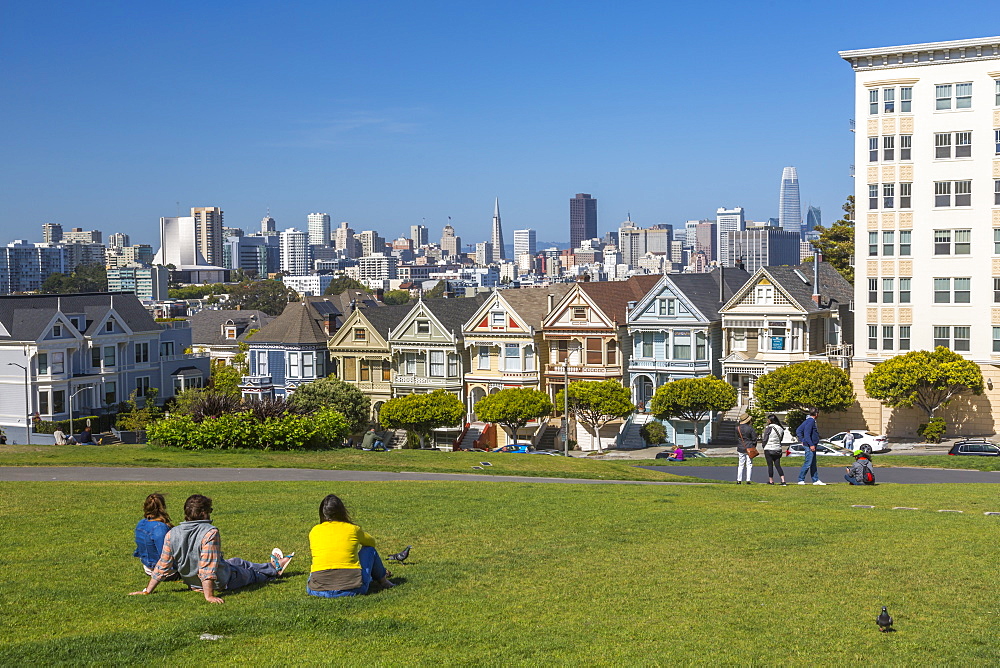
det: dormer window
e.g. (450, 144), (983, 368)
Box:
(354, 328), (366, 341)
(572, 306), (587, 320)
(416, 320), (430, 335)
(105, 321), (114, 332)
(53, 325), (62, 337)
(224, 326), (237, 340)
(755, 286), (774, 305)
(490, 312), (505, 327)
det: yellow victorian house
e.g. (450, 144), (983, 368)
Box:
(327, 303), (413, 422)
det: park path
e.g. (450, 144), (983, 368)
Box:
(0, 466), (705, 485)
(640, 465), (1000, 484)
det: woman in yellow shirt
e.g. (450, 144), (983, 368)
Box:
(307, 494), (395, 598)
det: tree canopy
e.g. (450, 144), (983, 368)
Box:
(555, 380), (634, 452)
(168, 283), (227, 300)
(474, 388), (553, 443)
(382, 289), (411, 306)
(210, 362), (243, 398)
(424, 280), (447, 299)
(379, 389), (465, 448)
(649, 376), (736, 447)
(754, 361), (855, 414)
(809, 195), (854, 283)
(323, 276), (366, 295)
(229, 280), (298, 315)
(863, 347), (984, 419)
(289, 376), (371, 434)
(40, 264), (108, 294)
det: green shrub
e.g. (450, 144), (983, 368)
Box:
(147, 408), (349, 450)
(35, 414), (117, 435)
(639, 420), (667, 446)
(917, 417), (947, 443)
(785, 410), (806, 433)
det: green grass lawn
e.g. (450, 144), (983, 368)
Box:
(0, 443), (695, 482)
(3, 480), (1000, 665)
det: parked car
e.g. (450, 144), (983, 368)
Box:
(826, 431), (889, 454)
(786, 441), (849, 457)
(947, 439), (1000, 456)
(492, 443), (533, 453)
(654, 449), (708, 460)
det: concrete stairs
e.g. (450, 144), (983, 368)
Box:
(618, 413), (653, 450)
(537, 425), (561, 450)
(458, 423), (484, 450)
(384, 429), (408, 449)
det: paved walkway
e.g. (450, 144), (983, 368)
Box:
(0, 466), (706, 485)
(640, 465), (1000, 484)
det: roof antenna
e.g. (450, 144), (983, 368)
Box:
(176, 201), (180, 216)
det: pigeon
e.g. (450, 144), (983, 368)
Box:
(876, 606), (893, 632)
(387, 546), (411, 564)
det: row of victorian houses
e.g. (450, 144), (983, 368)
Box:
(227, 262), (852, 448)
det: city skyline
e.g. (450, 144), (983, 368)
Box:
(3, 3), (997, 246)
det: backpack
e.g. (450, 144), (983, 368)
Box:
(862, 463), (875, 485)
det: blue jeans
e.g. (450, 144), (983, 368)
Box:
(306, 546), (387, 598)
(844, 474), (864, 485)
(223, 557), (279, 591)
(798, 447), (818, 482)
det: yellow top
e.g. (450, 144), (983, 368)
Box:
(308, 521), (376, 572)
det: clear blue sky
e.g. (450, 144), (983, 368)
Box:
(2, 1), (997, 248)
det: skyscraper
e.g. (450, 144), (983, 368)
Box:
(513, 229), (536, 257)
(715, 207), (745, 266)
(475, 242), (493, 266)
(279, 228), (309, 275)
(805, 206), (822, 233)
(191, 207), (224, 266)
(570, 193), (597, 250)
(261, 213), (277, 236)
(42, 223), (63, 244)
(108, 233), (130, 250)
(307, 213), (331, 247)
(778, 167), (802, 239)
(491, 198), (505, 262)
(356, 231), (385, 258)
(441, 224), (461, 257)
(333, 222), (356, 257)
(409, 224), (428, 247)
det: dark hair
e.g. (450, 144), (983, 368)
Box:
(809, 408), (819, 417)
(319, 494), (353, 524)
(184, 494), (213, 521)
(767, 414), (782, 425)
(143, 493), (173, 526)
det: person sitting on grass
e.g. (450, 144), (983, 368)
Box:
(844, 450), (875, 485)
(667, 446), (685, 462)
(307, 494), (394, 598)
(133, 493), (176, 578)
(77, 426), (94, 444)
(129, 494), (293, 604)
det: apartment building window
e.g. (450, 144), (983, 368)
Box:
(429, 351), (444, 377)
(53, 390), (65, 414)
(900, 183), (912, 209)
(933, 277), (971, 303)
(955, 181), (972, 206)
(104, 381), (116, 406)
(39, 391), (50, 415)
(303, 352), (314, 378)
(135, 342), (149, 364)
(899, 326), (911, 351)
(900, 135), (912, 160)
(869, 89), (879, 114)
(38, 353), (48, 374)
(586, 338), (602, 365)
(868, 325), (878, 350)
(868, 279), (878, 303)
(899, 278), (911, 303)
(403, 352), (416, 375)
(91, 346), (101, 369)
(899, 230), (911, 255)
(996, 129), (1000, 154)
(696, 331), (708, 360)
(994, 277), (1000, 303)
(639, 332), (654, 358)
(869, 184), (878, 209)
(883, 183), (895, 208)
(448, 353), (459, 377)
(869, 137), (878, 162)
(673, 331), (692, 360)
(883, 135), (895, 161)
(953, 326), (971, 351)
(936, 83), (972, 110)
(883, 88), (895, 113)
(882, 325), (894, 350)
(995, 180), (1000, 205)
(882, 278), (894, 303)
(900, 87), (912, 112)
(477, 345), (490, 369)
(955, 132), (972, 158)
(136, 377), (150, 398)
(995, 327), (1000, 353)
(867, 232), (878, 256)
(934, 230), (959, 254)
(954, 229), (971, 253)
(956, 83), (972, 108)
(606, 340), (617, 365)
(504, 344), (521, 372)
(935, 133), (952, 158)
(103, 346), (116, 368)
(996, 80), (1000, 106)
(287, 352), (300, 378)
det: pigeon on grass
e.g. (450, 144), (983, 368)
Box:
(388, 546), (411, 564)
(876, 606), (894, 632)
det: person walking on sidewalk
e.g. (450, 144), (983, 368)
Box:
(735, 413), (757, 484)
(796, 409), (825, 485)
(761, 414), (787, 486)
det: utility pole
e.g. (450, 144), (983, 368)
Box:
(562, 362), (569, 456)
(8, 362), (31, 445)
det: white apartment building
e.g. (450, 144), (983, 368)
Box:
(358, 253), (398, 288)
(840, 35), (1000, 437)
(513, 229), (536, 257)
(307, 213), (331, 247)
(279, 228), (309, 276)
(282, 274), (334, 297)
(716, 207), (745, 267)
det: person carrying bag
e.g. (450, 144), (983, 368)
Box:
(735, 413), (758, 484)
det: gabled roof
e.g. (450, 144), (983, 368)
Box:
(668, 268), (752, 321)
(191, 309), (272, 346)
(498, 284), (575, 329)
(419, 293), (490, 334)
(249, 300), (328, 345)
(577, 275), (660, 324)
(0, 293), (158, 342)
(360, 303), (414, 338)
(723, 262), (853, 314)
(319, 290), (381, 329)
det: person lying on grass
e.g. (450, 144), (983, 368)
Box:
(307, 494), (394, 598)
(129, 494), (293, 604)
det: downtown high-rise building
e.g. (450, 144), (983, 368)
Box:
(307, 213), (331, 247)
(42, 223), (63, 244)
(261, 213), (277, 236)
(570, 193), (597, 250)
(63, 228), (102, 244)
(491, 199), (505, 262)
(805, 206), (822, 234)
(279, 228), (309, 275)
(107, 233), (130, 250)
(409, 224), (428, 247)
(356, 230), (385, 258)
(333, 222), (356, 258)
(513, 229), (536, 257)
(441, 223), (461, 257)
(778, 167), (803, 239)
(715, 207), (745, 266)
(191, 207), (224, 266)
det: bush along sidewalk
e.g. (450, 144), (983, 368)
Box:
(147, 408), (349, 450)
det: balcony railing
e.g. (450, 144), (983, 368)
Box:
(545, 364), (622, 375)
(241, 376), (273, 387)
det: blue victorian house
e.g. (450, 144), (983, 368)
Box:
(625, 268), (750, 445)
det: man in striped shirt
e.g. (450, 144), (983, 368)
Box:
(129, 494), (292, 604)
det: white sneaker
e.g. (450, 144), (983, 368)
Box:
(813, 480), (827, 486)
(797, 481), (806, 485)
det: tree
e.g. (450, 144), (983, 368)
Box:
(228, 280), (298, 315)
(424, 280), (447, 299)
(754, 361), (855, 415)
(864, 347), (984, 422)
(210, 362), (243, 398)
(116, 388), (162, 432)
(473, 388), (553, 444)
(809, 195), (854, 283)
(382, 289), (411, 305)
(379, 389), (465, 448)
(40, 264), (108, 294)
(649, 376), (736, 448)
(289, 376), (370, 434)
(323, 276), (366, 295)
(556, 380), (634, 452)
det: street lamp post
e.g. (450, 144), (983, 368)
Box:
(69, 385), (92, 443)
(7, 362), (31, 445)
(562, 361), (569, 456)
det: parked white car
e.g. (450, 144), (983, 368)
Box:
(826, 431), (889, 454)
(786, 441), (849, 457)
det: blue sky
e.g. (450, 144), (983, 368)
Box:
(2, 1), (998, 249)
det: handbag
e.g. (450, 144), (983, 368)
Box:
(746, 447), (760, 459)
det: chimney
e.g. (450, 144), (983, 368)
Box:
(547, 293), (555, 312)
(812, 250), (821, 304)
(718, 265), (724, 303)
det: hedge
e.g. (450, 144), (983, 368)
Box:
(35, 414), (118, 434)
(146, 408), (349, 451)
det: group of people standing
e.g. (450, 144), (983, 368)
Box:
(130, 492), (395, 603)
